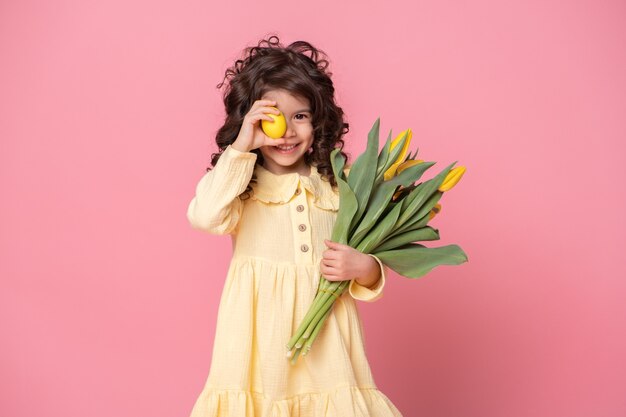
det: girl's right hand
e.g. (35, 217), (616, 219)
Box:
(232, 99), (283, 152)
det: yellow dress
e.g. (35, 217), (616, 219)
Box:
(186, 144), (403, 417)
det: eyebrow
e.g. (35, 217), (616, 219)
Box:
(293, 108), (312, 114)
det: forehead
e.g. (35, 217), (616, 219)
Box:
(261, 89), (310, 109)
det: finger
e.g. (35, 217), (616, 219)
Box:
(248, 102), (276, 118)
(249, 112), (275, 123)
(321, 258), (339, 268)
(259, 113), (276, 122)
(324, 239), (345, 250)
(252, 106), (280, 118)
(321, 272), (339, 281)
(320, 261), (335, 271)
(249, 110), (277, 123)
(322, 250), (340, 261)
(320, 261), (340, 272)
(256, 105), (281, 115)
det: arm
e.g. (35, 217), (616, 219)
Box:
(320, 208), (386, 304)
(348, 254), (387, 303)
(186, 144), (257, 235)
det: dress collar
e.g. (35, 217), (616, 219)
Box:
(250, 164), (340, 210)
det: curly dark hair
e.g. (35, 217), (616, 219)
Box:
(205, 34), (350, 200)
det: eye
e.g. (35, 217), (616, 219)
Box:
(295, 113), (309, 120)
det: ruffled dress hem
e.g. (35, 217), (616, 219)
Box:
(189, 384), (403, 417)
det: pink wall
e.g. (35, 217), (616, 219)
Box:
(1, 0), (625, 416)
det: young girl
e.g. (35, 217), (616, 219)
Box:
(186, 35), (403, 417)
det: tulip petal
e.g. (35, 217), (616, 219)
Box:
(439, 166), (466, 192)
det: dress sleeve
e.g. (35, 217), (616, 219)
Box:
(186, 144), (257, 235)
(348, 254), (387, 302)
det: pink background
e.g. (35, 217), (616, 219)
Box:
(1, 0), (625, 416)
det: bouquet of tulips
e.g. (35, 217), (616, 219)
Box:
(285, 117), (469, 365)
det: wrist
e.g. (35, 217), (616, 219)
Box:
(355, 256), (381, 288)
(231, 141), (252, 153)
(355, 274), (379, 289)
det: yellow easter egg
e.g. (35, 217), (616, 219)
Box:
(261, 107), (287, 139)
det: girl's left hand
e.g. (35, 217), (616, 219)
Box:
(320, 239), (376, 282)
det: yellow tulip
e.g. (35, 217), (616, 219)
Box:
(428, 203), (442, 220)
(383, 128), (412, 180)
(438, 166), (466, 192)
(396, 159), (423, 175)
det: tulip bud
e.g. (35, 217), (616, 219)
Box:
(428, 203), (442, 220)
(384, 129), (413, 180)
(438, 166), (466, 192)
(396, 159), (423, 175)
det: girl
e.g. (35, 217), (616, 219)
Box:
(186, 35), (403, 417)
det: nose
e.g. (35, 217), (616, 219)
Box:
(281, 122), (297, 140)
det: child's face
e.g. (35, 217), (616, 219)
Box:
(259, 89), (314, 174)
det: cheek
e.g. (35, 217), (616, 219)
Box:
(300, 128), (314, 145)
(258, 147), (271, 159)
(297, 123), (313, 135)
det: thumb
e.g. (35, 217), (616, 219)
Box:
(324, 239), (340, 248)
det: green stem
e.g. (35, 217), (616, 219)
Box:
(301, 280), (345, 340)
(302, 307), (333, 356)
(286, 279), (347, 355)
(289, 344), (302, 365)
(286, 274), (330, 351)
(288, 280), (350, 363)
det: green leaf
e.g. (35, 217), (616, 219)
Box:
(392, 211), (431, 236)
(347, 118), (381, 234)
(373, 226), (440, 252)
(405, 147), (419, 161)
(348, 161), (435, 248)
(413, 190), (443, 221)
(380, 199), (399, 217)
(373, 243), (469, 279)
(330, 148), (358, 245)
(375, 129), (393, 182)
(392, 190), (443, 238)
(396, 161), (456, 229)
(355, 199), (403, 253)
(331, 147), (346, 181)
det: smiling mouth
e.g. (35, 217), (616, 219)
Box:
(274, 143), (300, 153)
